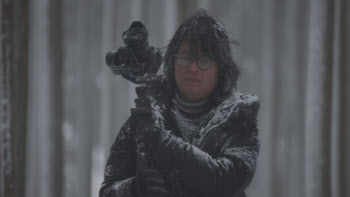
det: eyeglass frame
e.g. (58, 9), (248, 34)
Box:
(174, 53), (216, 70)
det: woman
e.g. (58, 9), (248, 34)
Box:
(99, 9), (260, 197)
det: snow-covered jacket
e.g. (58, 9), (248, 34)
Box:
(99, 87), (260, 197)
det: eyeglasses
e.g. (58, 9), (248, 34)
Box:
(174, 53), (216, 70)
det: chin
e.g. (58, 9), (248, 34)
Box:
(183, 92), (206, 101)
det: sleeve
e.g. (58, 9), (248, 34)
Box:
(99, 118), (138, 197)
(153, 113), (259, 197)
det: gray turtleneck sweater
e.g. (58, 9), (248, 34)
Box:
(170, 92), (215, 147)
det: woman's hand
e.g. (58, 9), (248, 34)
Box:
(134, 166), (168, 197)
(135, 119), (161, 153)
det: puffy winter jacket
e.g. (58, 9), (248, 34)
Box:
(99, 90), (260, 197)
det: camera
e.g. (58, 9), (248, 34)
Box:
(105, 21), (162, 84)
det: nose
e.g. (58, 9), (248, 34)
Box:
(187, 60), (199, 72)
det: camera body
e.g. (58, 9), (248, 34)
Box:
(105, 21), (162, 84)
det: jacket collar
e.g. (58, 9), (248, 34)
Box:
(152, 89), (259, 132)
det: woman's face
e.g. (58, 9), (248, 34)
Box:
(174, 41), (219, 102)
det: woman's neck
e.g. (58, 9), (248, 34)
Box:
(172, 91), (211, 114)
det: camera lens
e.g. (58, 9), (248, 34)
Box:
(105, 51), (117, 67)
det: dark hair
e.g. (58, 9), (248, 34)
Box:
(163, 9), (240, 104)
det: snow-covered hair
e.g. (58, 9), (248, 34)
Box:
(163, 9), (240, 104)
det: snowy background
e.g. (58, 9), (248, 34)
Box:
(1, 0), (349, 197)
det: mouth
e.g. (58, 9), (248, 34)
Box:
(183, 77), (201, 84)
